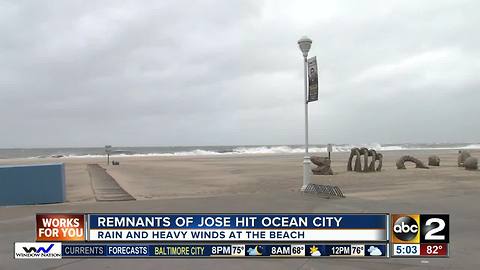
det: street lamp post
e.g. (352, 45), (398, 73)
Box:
(298, 36), (312, 191)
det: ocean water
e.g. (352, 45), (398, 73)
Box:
(0, 143), (479, 159)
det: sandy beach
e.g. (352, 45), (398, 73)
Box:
(1, 149), (479, 269)
(3, 0), (480, 268)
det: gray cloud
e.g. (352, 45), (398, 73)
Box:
(0, 0), (479, 147)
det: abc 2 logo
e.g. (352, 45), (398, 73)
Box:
(391, 214), (449, 244)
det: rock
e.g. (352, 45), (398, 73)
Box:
(458, 151), (471, 167)
(367, 149), (377, 171)
(310, 156), (333, 175)
(375, 153), (383, 172)
(347, 148), (382, 172)
(396, 155), (429, 169)
(358, 148), (370, 172)
(464, 157), (478, 170)
(428, 155), (440, 166)
(347, 148), (362, 172)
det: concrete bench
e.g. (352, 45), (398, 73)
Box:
(0, 163), (65, 206)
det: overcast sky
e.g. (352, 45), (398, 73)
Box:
(1, 0), (479, 148)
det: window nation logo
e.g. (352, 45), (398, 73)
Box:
(14, 242), (62, 259)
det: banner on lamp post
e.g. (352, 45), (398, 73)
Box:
(307, 56), (318, 102)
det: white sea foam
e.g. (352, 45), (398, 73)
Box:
(459, 144), (480, 149)
(28, 143), (480, 159)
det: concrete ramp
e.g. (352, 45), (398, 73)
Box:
(87, 164), (135, 201)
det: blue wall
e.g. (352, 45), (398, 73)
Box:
(0, 163), (65, 206)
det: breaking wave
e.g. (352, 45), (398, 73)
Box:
(14, 143), (478, 159)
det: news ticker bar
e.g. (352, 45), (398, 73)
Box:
(18, 213), (451, 260)
(37, 213), (388, 242)
(34, 213), (450, 257)
(14, 242), (450, 259)
(15, 243), (389, 258)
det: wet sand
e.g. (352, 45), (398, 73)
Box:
(1, 149), (479, 269)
